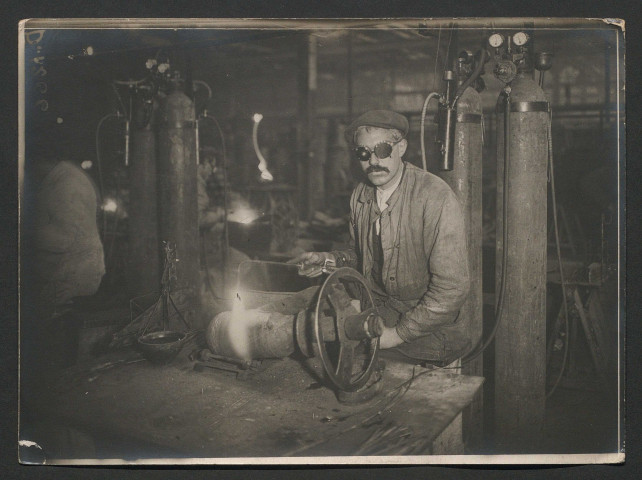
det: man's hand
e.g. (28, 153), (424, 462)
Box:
(287, 252), (334, 278)
(378, 326), (405, 349)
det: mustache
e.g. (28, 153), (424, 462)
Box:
(365, 166), (390, 174)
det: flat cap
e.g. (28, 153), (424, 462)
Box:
(344, 109), (409, 144)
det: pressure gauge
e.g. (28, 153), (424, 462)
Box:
(513, 32), (529, 46)
(488, 33), (504, 48)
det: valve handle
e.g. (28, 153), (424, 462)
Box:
(313, 267), (380, 392)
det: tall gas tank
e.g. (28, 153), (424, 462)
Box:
(438, 86), (484, 352)
(494, 73), (549, 452)
(157, 87), (201, 327)
(437, 85), (484, 446)
(127, 98), (160, 299)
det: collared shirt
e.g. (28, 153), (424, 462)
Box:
(374, 170), (403, 235)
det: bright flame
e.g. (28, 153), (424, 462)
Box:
(228, 292), (250, 359)
(214, 291), (274, 362)
(102, 198), (118, 213)
(227, 291), (269, 360)
(252, 113), (274, 182)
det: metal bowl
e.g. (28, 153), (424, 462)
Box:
(137, 330), (187, 365)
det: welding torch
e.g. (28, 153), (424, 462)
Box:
(285, 253), (338, 278)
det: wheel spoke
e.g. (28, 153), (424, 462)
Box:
(335, 342), (356, 385)
(326, 282), (352, 312)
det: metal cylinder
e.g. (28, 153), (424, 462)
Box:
(438, 87), (483, 351)
(127, 99), (160, 299)
(206, 309), (296, 360)
(494, 74), (549, 452)
(157, 90), (201, 326)
(344, 312), (384, 341)
(437, 86), (484, 447)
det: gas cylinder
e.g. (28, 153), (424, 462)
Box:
(438, 86), (484, 353)
(127, 98), (160, 298)
(434, 85), (484, 446)
(157, 87), (201, 327)
(494, 73), (549, 451)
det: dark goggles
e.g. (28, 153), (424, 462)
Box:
(352, 140), (401, 162)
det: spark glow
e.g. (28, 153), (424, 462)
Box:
(102, 198), (118, 213)
(226, 291), (255, 361)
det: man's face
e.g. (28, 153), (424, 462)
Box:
(355, 127), (407, 188)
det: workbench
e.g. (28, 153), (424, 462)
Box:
(27, 346), (483, 464)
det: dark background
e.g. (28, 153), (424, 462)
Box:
(2, 1), (641, 479)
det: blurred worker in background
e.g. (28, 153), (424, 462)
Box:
(291, 110), (471, 365)
(25, 158), (105, 316)
(197, 145), (250, 310)
(21, 133), (106, 378)
(197, 146), (226, 230)
(20, 124), (105, 455)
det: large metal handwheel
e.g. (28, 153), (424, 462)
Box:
(313, 267), (380, 392)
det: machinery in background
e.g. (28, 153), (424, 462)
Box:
(104, 56), (299, 313)
(106, 56), (202, 310)
(106, 56), (227, 328)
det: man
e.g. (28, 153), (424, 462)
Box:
(21, 147), (106, 456)
(292, 110), (471, 364)
(197, 146), (226, 230)
(21, 154), (106, 378)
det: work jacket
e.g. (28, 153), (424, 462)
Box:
(29, 161), (105, 308)
(333, 162), (471, 363)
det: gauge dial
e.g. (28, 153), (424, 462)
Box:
(513, 32), (530, 46)
(488, 33), (504, 48)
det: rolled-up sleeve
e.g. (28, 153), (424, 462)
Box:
(395, 192), (470, 342)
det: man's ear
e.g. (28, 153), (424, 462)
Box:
(398, 138), (408, 157)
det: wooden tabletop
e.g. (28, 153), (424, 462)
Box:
(37, 350), (483, 461)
